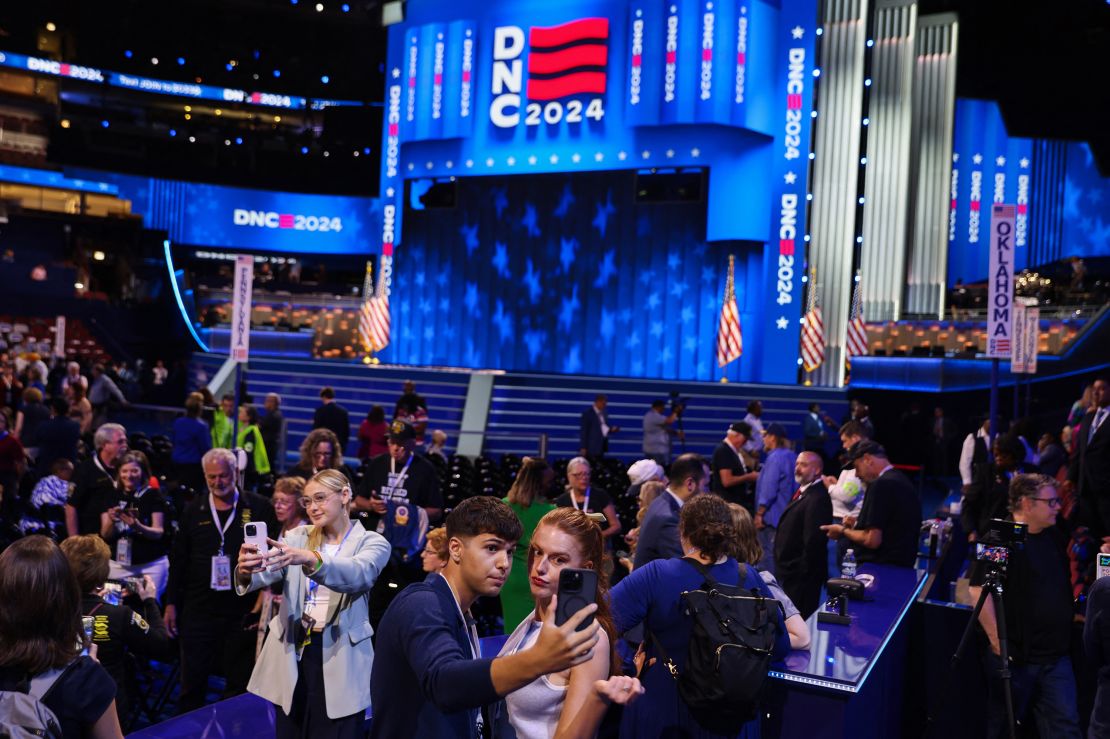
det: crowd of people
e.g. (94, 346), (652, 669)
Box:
(0, 355), (1108, 738)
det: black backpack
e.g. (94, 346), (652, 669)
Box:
(648, 558), (780, 734)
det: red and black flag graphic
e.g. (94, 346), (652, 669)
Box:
(526, 17), (609, 101)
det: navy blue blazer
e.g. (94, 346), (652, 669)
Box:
(633, 491), (683, 570)
(369, 574), (498, 739)
(579, 406), (608, 456)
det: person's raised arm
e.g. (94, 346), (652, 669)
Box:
(552, 629), (612, 739)
(600, 503), (621, 540)
(489, 597), (601, 696)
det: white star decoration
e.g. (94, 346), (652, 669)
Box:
(972, 153), (983, 165)
(618, 151), (628, 161)
(385, 187), (395, 197)
(407, 163), (415, 171)
(665, 149), (675, 158)
(507, 156), (516, 166)
(1020, 157), (1029, 169)
(641, 150), (651, 159)
(691, 148), (700, 157)
(445, 160), (453, 169)
(425, 161), (433, 170)
(485, 157), (494, 167)
(952, 153), (959, 163)
(550, 154), (559, 164)
(791, 26), (804, 39)
(391, 68), (400, 78)
(594, 152), (604, 162)
(784, 171), (797, 184)
(776, 317), (789, 330)
(528, 155), (538, 165)
(996, 156), (1006, 167)
(571, 153), (581, 163)
(465, 159), (474, 168)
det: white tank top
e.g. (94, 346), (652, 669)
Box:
(501, 613), (568, 739)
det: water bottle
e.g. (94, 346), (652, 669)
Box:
(841, 549), (857, 579)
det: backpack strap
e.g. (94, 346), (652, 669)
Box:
(29, 658), (81, 703)
(645, 628), (679, 680)
(680, 556), (720, 588)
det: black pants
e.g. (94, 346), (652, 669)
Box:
(177, 612), (255, 714)
(275, 632), (366, 739)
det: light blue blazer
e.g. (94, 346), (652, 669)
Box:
(237, 521), (390, 718)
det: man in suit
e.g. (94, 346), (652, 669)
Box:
(711, 422), (758, 510)
(821, 441), (920, 567)
(773, 451), (832, 618)
(1070, 378), (1110, 538)
(259, 393), (285, 473)
(579, 394), (619, 457)
(633, 453), (708, 569)
(312, 386), (350, 452)
(370, 496), (605, 739)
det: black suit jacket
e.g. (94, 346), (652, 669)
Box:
(579, 406), (608, 456)
(1070, 408), (1110, 536)
(773, 481), (832, 618)
(313, 402), (351, 451)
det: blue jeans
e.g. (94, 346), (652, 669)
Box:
(984, 652), (1081, 739)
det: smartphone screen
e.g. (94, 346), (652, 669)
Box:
(1098, 553), (1110, 579)
(554, 568), (598, 632)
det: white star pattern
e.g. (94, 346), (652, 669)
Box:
(550, 154), (559, 164)
(670, 5), (677, 12)
(465, 159), (474, 168)
(636, 9), (642, 17)
(485, 157), (495, 167)
(437, 33), (443, 40)
(571, 153), (581, 163)
(407, 163), (415, 171)
(996, 156), (1006, 167)
(594, 152), (604, 162)
(507, 156), (516, 166)
(1020, 157), (1030, 169)
(791, 26), (804, 39)
(528, 155), (538, 165)
(425, 161), (434, 170)
(391, 68), (400, 78)
(665, 149), (675, 158)
(952, 152), (959, 162)
(385, 187), (395, 198)
(784, 171), (797, 184)
(972, 153), (983, 165)
(641, 150), (651, 159)
(445, 160), (453, 169)
(691, 148), (700, 158)
(776, 317), (789, 330)
(618, 151), (628, 161)
(740, 5), (746, 13)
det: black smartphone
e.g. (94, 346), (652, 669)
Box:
(554, 568), (598, 632)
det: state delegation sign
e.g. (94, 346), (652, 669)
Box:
(987, 204), (1016, 359)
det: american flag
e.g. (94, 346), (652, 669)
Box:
(845, 273), (868, 359)
(358, 259), (391, 352)
(716, 254), (743, 367)
(800, 269), (825, 372)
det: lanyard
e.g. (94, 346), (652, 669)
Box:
(389, 454), (415, 491)
(307, 521), (357, 600)
(93, 454), (113, 481)
(570, 488), (590, 512)
(440, 573), (480, 660)
(208, 491), (240, 556)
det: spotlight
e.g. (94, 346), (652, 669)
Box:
(93, 251), (106, 261)
(177, 57), (186, 65)
(226, 63), (234, 71)
(45, 22), (57, 32)
(215, 109), (222, 116)
(60, 119), (70, 128)
(151, 57), (159, 65)
(169, 129), (177, 136)
(124, 50), (133, 58)
(274, 115), (282, 123)
(342, 3), (350, 10)
(363, 147), (371, 155)
(316, 2), (324, 10)
(301, 146), (309, 154)
(321, 75), (330, 84)
(235, 137), (243, 145)
(273, 69), (281, 77)
(101, 120), (110, 128)
(189, 136), (196, 142)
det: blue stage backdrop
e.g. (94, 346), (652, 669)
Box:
(67, 168), (383, 255)
(378, 0), (820, 384)
(392, 171), (762, 381)
(948, 99), (1110, 286)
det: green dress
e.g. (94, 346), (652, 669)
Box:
(501, 499), (556, 632)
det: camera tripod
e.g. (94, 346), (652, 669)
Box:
(925, 566), (1017, 739)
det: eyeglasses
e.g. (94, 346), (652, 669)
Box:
(1031, 496), (1062, 509)
(300, 492), (339, 508)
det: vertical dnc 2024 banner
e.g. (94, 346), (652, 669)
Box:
(379, 0), (818, 384)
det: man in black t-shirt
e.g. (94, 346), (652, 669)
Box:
(164, 448), (275, 714)
(820, 441), (919, 567)
(711, 422), (759, 511)
(355, 420), (443, 627)
(65, 423), (128, 537)
(968, 474), (1081, 739)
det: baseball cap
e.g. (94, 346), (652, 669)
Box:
(388, 419), (416, 442)
(845, 439), (886, 464)
(764, 422), (788, 439)
(728, 421), (752, 436)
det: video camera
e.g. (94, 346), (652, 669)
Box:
(668, 390), (688, 414)
(974, 518), (1028, 575)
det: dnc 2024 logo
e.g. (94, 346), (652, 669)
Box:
(490, 17), (609, 128)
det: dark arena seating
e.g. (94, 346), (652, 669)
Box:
(1, 1), (1109, 738)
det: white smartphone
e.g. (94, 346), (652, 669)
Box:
(243, 521), (269, 556)
(1098, 553), (1110, 579)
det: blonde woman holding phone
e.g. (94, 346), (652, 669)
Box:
(237, 469), (390, 739)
